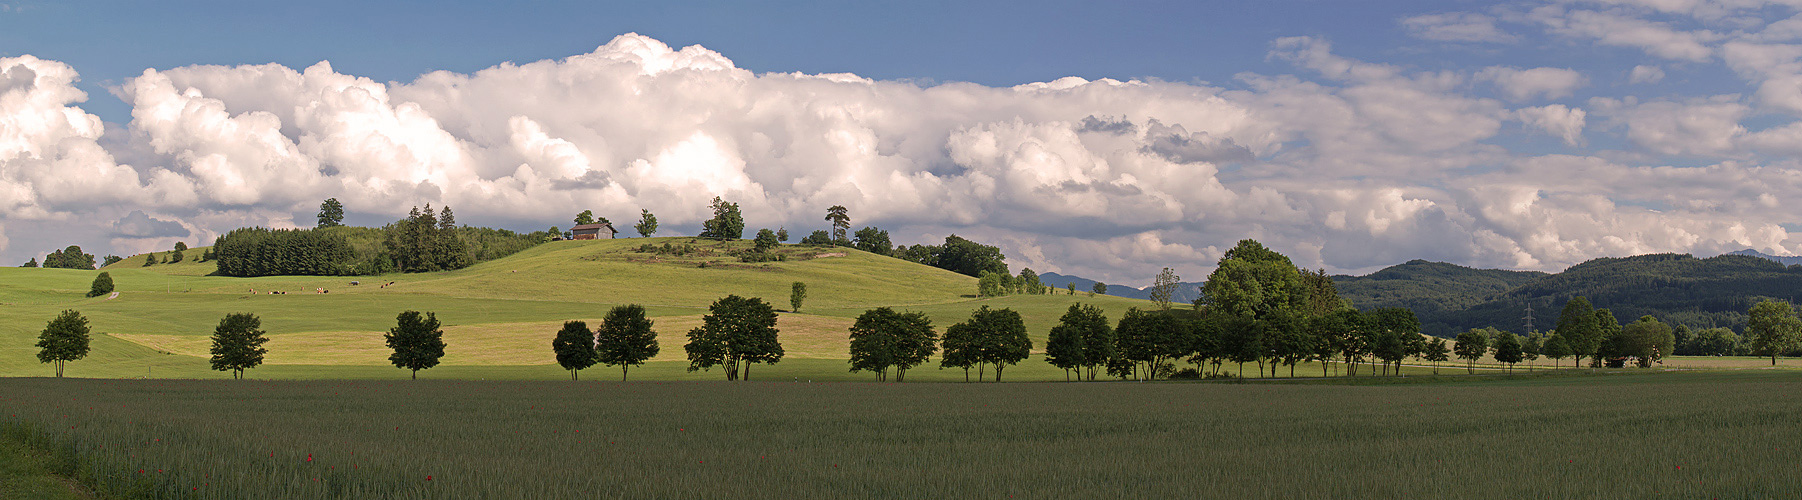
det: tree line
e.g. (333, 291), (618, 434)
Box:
(212, 202), (549, 277)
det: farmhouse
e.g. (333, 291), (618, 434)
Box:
(570, 222), (617, 240)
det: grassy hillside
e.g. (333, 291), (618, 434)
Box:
(2, 237), (1153, 379)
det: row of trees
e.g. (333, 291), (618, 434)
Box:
(21, 245), (101, 269)
(551, 305), (661, 380)
(214, 203), (546, 277)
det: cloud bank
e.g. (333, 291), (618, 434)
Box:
(5, 13), (1802, 285)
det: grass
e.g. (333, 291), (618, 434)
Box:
(3, 371), (1800, 498)
(0, 429), (91, 500)
(1, 239), (1162, 380)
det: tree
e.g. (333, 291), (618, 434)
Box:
(635, 209), (658, 237)
(1066, 283), (1076, 295)
(36, 310), (91, 377)
(1017, 268), (1042, 295)
(976, 270), (1008, 298)
(1593, 308), (1621, 367)
(753, 228), (778, 252)
(1554, 297), (1602, 368)
(1043, 306), (1088, 381)
(1149, 267), (1181, 310)
(1690, 327), (1740, 356)
(852, 227), (891, 255)
(44, 245), (96, 270)
(1424, 337), (1450, 374)
(1522, 333), (1543, 370)
(941, 306), (1031, 381)
(87, 272), (114, 298)
(1491, 332), (1523, 372)
(1747, 299), (1801, 366)
(1091, 282), (1107, 297)
(1614, 316), (1674, 368)
(170, 241), (186, 264)
(102, 255), (122, 267)
(1114, 308), (1189, 380)
(143, 253), (157, 267)
(1370, 308), (1420, 375)
(317, 198), (345, 227)
(1541, 334), (1572, 367)
(790, 282), (807, 313)
(385, 311), (446, 379)
(847, 307), (937, 381)
(209, 313), (269, 379)
(776, 227), (789, 242)
(932, 235), (1008, 277)
(552, 320), (599, 380)
(801, 230), (833, 246)
(684, 295), (782, 380)
(596, 305), (659, 381)
(699, 197), (745, 240)
(825, 205), (851, 244)
(22, 257), (37, 267)
(575, 210), (596, 226)
(1453, 328), (1490, 374)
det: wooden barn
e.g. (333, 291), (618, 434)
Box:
(570, 222), (617, 240)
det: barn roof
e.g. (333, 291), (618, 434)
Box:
(571, 223), (615, 231)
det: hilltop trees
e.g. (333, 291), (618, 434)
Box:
(685, 295), (783, 381)
(552, 320), (599, 381)
(699, 197), (745, 240)
(1091, 282), (1107, 296)
(170, 242), (186, 264)
(847, 307), (937, 381)
(596, 305), (660, 381)
(940, 306), (1031, 382)
(635, 209), (658, 237)
(43, 245), (96, 270)
(318, 198), (345, 227)
(1045, 304), (1113, 381)
(21, 257), (36, 267)
(825, 205), (851, 244)
(1454, 328), (1490, 373)
(574, 210), (597, 226)
(209, 313), (269, 380)
(853, 227), (891, 255)
(87, 272), (113, 298)
(1747, 299), (1801, 366)
(386, 311), (446, 380)
(36, 310), (91, 378)
(1555, 297), (1602, 367)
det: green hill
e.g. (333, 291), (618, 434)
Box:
(1339, 254), (1802, 336)
(2, 237), (1151, 379)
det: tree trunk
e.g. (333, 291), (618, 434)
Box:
(995, 364), (1004, 382)
(978, 363), (985, 382)
(963, 367), (969, 382)
(622, 365), (629, 381)
(1290, 363), (1296, 378)
(411, 369), (417, 380)
(743, 362), (752, 381)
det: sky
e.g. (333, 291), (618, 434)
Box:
(3, 0), (1802, 286)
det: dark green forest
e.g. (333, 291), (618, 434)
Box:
(1336, 254), (1802, 336)
(212, 206), (551, 277)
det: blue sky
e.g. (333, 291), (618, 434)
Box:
(3, 0), (1802, 284)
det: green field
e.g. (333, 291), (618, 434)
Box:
(3, 371), (1800, 498)
(3, 238), (1160, 380)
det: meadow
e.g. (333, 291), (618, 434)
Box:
(3, 371), (1800, 499)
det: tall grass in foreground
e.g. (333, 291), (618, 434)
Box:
(2, 372), (1800, 499)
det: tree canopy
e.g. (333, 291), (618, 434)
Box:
(699, 197), (745, 240)
(596, 305), (660, 381)
(36, 310), (91, 378)
(318, 198), (345, 227)
(552, 320), (599, 380)
(385, 311), (446, 379)
(209, 313), (269, 379)
(847, 307), (937, 381)
(684, 295), (782, 380)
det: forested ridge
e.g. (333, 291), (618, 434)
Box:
(1336, 254), (1802, 335)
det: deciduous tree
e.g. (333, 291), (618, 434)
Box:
(1747, 299), (1800, 366)
(847, 307), (936, 381)
(635, 209), (658, 237)
(386, 311), (446, 379)
(790, 282), (806, 313)
(853, 226), (891, 255)
(1114, 308), (1188, 380)
(1424, 337), (1450, 374)
(942, 306), (1031, 382)
(684, 295), (782, 380)
(87, 272), (113, 298)
(317, 198), (345, 227)
(1541, 334), (1572, 367)
(1491, 331), (1523, 372)
(552, 320), (599, 380)
(36, 310), (90, 378)
(699, 197), (744, 240)
(596, 305), (659, 381)
(1454, 328), (1490, 374)
(209, 313), (269, 379)
(1554, 297), (1601, 367)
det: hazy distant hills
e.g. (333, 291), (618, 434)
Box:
(1049, 249), (1802, 336)
(1038, 272), (1204, 305)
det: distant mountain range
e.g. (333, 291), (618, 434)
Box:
(1727, 248), (1802, 266)
(1045, 249), (1802, 336)
(1038, 272), (1204, 305)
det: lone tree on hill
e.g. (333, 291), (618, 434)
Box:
(386, 311), (446, 380)
(596, 305), (659, 381)
(87, 272), (113, 298)
(574, 210), (596, 226)
(170, 241), (186, 264)
(1554, 297), (1602, 367)
(36, 310), (91, 377)
(143, 253), (157, 266)
(635, 209), (658, 237)
(754, 228), (778, 252)
(209, 313), (269, 379)
(1149, 267), (1180, 310)
(22, 257), (37, 267)
(853, 226), (891, 255)
(1453, 328), (1490, 374)
(847, 307), (937, 381)
(776, 227), (789, 242)
(1747, 299), (1801, 366)
(552, 320), (599, 380)
(790, 282), (806, 313)
(825, 205), (850, 243)
(684, 295), (782, 381)
(1091, 282), (1106, 297)
(317, 198), (345, 227)
(699, 197), (745, 240)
